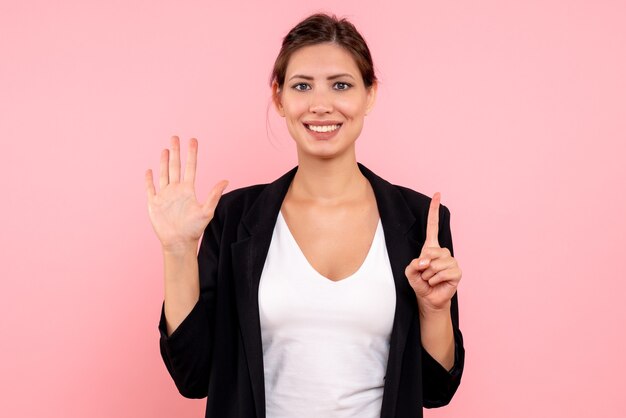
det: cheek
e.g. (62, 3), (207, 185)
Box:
(281, 103), (305, 134)
(283, 105), (307, 125)
(335, 97), (367, 118)
(281, 93), (307, 114)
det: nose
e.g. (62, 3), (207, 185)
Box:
(309, 89), (333, 114)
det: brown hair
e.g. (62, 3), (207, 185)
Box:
(269, 13), (377, 89)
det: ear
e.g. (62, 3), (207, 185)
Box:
(271, 81), (285, 117)
(365, 80), (378, 115)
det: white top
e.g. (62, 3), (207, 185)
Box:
(258, 211), (397, 418)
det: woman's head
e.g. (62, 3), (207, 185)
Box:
(269, 13), (378, 161)
(270, 13), (377, 90)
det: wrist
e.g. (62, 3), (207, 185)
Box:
(418, 300), (451, 319)
(161, 239), (200, 255)
(162, 241), (199, 257)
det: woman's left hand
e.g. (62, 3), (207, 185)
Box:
(405, 192), (462, 313)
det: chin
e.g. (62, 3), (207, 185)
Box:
(298, 143), (356, 161)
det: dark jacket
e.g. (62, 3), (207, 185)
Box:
(158, 162), (465, 418)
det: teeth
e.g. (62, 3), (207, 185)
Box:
(306, 124), (341, 133)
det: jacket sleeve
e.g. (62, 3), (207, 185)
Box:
(157, 204), (223, 399)
(422, 204), (465, 408)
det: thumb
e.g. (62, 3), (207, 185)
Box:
(405, 258), (431, 297)
(202, 180), (229, 218)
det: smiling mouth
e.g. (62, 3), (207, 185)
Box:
(304, 123), (342, 133)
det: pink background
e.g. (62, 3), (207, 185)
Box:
(1, 0), (625, 417)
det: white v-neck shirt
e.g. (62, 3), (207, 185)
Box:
(258, 211), (397, 418)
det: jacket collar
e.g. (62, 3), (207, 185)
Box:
(232, 162), (421, 418)
(241, 162), (417, 235)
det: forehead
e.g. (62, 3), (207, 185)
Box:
(285, 43), (361, 79)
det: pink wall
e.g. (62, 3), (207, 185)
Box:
(1, 0), (625, 417)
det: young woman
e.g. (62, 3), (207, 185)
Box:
(146, 13), (465, 418)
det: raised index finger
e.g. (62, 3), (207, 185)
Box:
(425, 192), (441, 247)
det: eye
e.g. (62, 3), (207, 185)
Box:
(334, 82), (352, 91)
(292, 83), (311, 91)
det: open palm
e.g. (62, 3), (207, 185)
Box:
(145, 136), (228, 252)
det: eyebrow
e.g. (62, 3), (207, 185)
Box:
(288, 73), (356, 81)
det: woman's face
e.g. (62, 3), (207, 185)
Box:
(273, 42), (377, 160)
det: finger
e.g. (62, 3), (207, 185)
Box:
(145, 169), (156, 199)
(184, 138), (198, 184)
(427, 268), (461, 287)
(421, 257), (456, 281)
(159, 149), (169, 190)
(425, 192), (441, 247)
(404, 262), (422, 282)
(410, 257), (431, 271)
(419, 246), (450, 261)
(169, 136), (181, 184)
(407, 271), (430, 296)
(202, 180), (229, 218)
(405, 257), (430, 279)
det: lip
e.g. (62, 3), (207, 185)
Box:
(303, 120), (343, 126)
(303, 121), (342, 140)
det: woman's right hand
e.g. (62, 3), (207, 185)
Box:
(145, 136), (228, 253)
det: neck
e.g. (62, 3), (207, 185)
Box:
(290, 148), (368, 204)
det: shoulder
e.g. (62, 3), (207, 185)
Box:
(212, 183), (269, 221)
(394, 184), (452, 228)
(203, 166), (297, 238)
(393, 183), (432, 208)
(362, 164), (451, 220)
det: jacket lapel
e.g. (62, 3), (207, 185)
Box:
(231, 163), (421, 418)
(231, 166), (298, 418)
(358, 163), (422, 418)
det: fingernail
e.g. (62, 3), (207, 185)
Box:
(418, 259), (430, 267)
